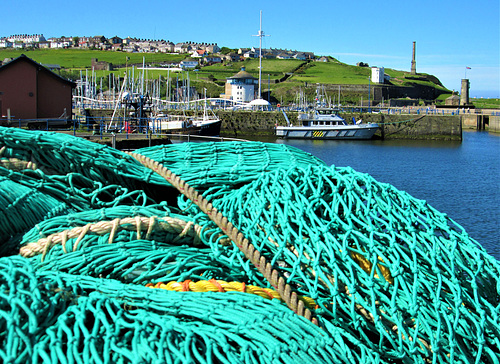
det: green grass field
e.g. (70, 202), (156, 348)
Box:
(0, 49), (185, 68)
(470, 98), (500, 109)
(1, 48), (462, 105)
(291, 61), (371, 84)
(73, 58), (307, 88)
(200, 58), (305, 82)
(1, 48), (445, 89)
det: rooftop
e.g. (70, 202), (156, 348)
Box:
(229, 67), (257, 80)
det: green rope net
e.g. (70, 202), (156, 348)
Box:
(0, 126), (498, 363)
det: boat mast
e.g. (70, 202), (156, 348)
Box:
(253, 10), (269, 99)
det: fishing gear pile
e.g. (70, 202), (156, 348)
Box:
(0, 126), (498, 363)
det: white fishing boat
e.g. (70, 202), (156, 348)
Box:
(276, 108), (379, 140)
(148, 114), (193, 133)
(149, 100), (221, 136)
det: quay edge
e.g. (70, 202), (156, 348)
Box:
(216, 111), (463, 141)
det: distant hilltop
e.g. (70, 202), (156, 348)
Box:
(0, 34), (315, 60)
(0, 35), (454, 105)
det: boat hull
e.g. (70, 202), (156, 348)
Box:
(276, 124), (379, 140)
(198, 120), (222, 137)
(149, 119), (221, 137)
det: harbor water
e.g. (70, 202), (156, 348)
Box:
(268, 131), (499, 260)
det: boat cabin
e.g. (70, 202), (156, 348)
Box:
(298, 108), (347, 126)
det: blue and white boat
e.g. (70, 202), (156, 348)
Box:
(276, 107), (379, 140)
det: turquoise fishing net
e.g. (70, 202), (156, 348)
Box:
(0, 176), (72, 254)
(0, 126), (498, 363)
(134, 141), (327, 189)
(196, 165), (500, 362)
(1, 256), (360, 364)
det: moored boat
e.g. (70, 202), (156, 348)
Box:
(276, 107), (379, 140)
(148, 104), (221, 137)
(189, 101), (222, 136)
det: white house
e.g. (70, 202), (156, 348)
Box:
(174, 43), (192, 53)
(205, 44), (220, 54)
(224, 67), (258, 102)
(157, 41), (175, 53)
(48, 37), (72, 49)
(243, 50), (258, 58)
(7, 34), (46, 44)
(123, 45), (138, 53)
(277, 52), (292, 60)
(190, 49), (205, 58)
(0, 39), (13, 48)
(224, 53), (240, 62)
(205, 56), (222, 64)
(371, 67), (385, 84)
(180, 60), (199, 69)
(293, 52), (307, 61)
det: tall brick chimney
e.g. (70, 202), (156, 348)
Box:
(411, 41), (416, 75)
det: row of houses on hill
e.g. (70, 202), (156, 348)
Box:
(0, 34), (222, 54)
(1, 35), (316, 60)
(237, 47), (315, 60)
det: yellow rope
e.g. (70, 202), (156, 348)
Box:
(147, 279), (317, 309)
(350, 250), (394, 284)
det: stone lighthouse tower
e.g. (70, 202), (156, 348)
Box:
(411, 41), (417, 75)
(460, 79), (470, 105)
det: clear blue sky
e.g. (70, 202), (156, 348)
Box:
(2, 0), (499, 98)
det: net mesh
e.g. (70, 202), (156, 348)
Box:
(0, 126), (498, 363)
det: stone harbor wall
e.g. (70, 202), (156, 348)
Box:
(216, 111), (462, 140)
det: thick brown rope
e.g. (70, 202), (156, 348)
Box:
(0, 157), (38, 171)
(19, 216), (212, 259)
(127, 152), (318, 325)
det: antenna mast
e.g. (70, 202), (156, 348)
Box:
(252, 10), (270, 99)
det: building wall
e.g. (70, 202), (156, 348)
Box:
(0, 61), (37, 119)
(91, 58), (112, 71)
(37, 70), (73, 118)
(231, 84), (255, 102)
(0, 57), (74, 120)
(371, 67), (384, 83)
(224, 83), (232, 99)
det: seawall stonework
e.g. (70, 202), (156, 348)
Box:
(216, 111), (462, 140)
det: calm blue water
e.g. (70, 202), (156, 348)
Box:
(265, 131), (500, 259)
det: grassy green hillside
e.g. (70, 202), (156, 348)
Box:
(291, 60), (371, 84)
(198, 58), (304, 83)
(470, 98), (500, 109)
(1, 49), (457, 105)
(0, 49), (184, 68)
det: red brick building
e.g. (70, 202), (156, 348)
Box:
(0, 54), (75, 121)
